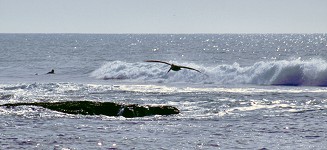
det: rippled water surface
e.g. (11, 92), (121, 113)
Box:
(1, 34), (327, 149)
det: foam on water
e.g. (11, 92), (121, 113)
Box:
(2, 34), (327, 149)
(90, 58), (327, 86)
(90, 60), (205, 83)
(2, 82), (326, 119)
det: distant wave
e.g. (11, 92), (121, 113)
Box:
(90, 61), (206, 83)
(245, 58), (327, 86)
(90, 59), (327, 86)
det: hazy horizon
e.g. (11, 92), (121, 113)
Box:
(1, 0), (327, 34)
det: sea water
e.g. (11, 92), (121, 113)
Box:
(0, 34), (327, 149)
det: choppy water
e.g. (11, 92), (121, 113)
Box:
(1, 34), (327, 149)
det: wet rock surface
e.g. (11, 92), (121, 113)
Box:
(1, 101), (180, 118)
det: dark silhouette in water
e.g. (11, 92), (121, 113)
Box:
(47, 69), (55, 74)
(145, 60), (201, 73)
(1, 101), (180, 118)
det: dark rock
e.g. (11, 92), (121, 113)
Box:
(1, 101), (179, 118)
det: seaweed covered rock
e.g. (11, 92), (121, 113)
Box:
(1, 101), (180, 118)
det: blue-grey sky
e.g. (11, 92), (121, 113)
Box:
(1, 0), (326, 33)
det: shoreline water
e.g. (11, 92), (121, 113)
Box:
(1, 34), (326, 149)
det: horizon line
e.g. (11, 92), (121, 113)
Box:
(1, 32), (326, 35)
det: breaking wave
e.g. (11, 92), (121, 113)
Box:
(90, 59), (327, 86)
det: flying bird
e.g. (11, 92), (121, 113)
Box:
(145, 60), (201, 73)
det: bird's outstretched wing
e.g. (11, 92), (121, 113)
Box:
(144, 60), (172, 65)
(179, 65), (201, 73)
(145, 60), (201, 73)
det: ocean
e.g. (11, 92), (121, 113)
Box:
(0, 34), (327, 149)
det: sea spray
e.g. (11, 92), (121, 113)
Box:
(90, 59), (327, 86)
(90, 61), (205, 83)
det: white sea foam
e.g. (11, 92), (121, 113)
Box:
(2, 34), (327, 149)
(90, 58), (327, 86)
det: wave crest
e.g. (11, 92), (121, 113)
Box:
(91, 59), (327, 86)
(247, 59), (327, 86)
(90, 61), (205, 83)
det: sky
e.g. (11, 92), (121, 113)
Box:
(1, 0), (327, 34)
